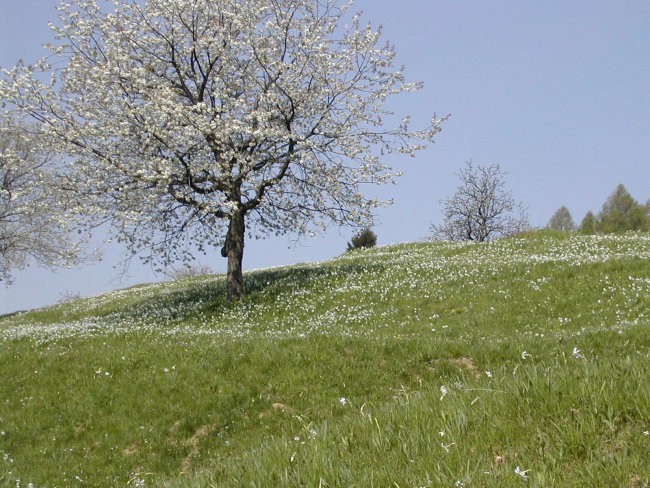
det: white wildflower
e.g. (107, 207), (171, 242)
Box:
(571, 347), (585, 359)
(440, 385), (448, 400)
(440, 442), (455, 453)
(514, 466), (530, 481)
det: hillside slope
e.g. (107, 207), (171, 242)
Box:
(1, 232), (649, 487)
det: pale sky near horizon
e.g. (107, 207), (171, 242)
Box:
(1, 0), (649, 314)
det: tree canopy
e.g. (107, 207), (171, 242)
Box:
(547, 206), (575, 232)
(1, 0), (444, 300)
(578, 211), (596, 235)
(430, 161), (528, 242)
(0, 116), (84, 283)
(597, 184), (648, 233)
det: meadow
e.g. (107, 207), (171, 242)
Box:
(0, 231), (648, 487)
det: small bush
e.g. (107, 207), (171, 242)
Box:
(163, 264), (213, 281)
(58, 291), (82, 304)
(346, 228), (377, 251)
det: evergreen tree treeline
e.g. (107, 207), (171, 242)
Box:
(550, 184), (649, 235)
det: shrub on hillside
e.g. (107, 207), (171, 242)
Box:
(163, 264), (213, 280)
(346, 228), (377, 251)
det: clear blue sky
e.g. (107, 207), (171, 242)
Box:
(2, 0), (649, 314)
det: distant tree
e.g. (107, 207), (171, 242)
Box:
(430, 161), (529, 242)
(163, 264), (213, 281)
(547, 206), (576, 232)
(347, 227), (377, 251)
(58, 290), (82, 304)
(1, 0), (444, 301)
(578, 211), (596, 235)
(0, 117), (84, 283)
(596, 184), (648, 233)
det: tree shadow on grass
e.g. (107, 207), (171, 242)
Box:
(0, 251), (391, 328)
(244, 258), (387, 300)
(122, 258), (387, 321)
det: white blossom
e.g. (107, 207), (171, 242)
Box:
(0, 0), (444, 300)
(514, 466), (530, 481)
(0, 116), (87, 282)
(571, 347), (585, 359)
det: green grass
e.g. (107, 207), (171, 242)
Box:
(0, 232), (649, 487)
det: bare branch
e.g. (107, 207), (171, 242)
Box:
(430, 161), (529, 242)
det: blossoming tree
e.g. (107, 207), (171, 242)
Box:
(0, 116), (83, 283)
(1, 0), (443, 300)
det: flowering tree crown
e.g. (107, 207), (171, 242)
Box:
(1, 0), (443, 296)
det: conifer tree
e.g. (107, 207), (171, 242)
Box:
(547, 206), (576, 232)
(578, 211), (596, 234)
(597, 184), (647, 233)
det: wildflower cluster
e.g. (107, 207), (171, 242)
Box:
(1, 234), (648, 346)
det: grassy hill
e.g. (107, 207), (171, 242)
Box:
(1, 232), (648, 487)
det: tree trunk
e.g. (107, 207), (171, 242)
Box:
(221, 209), (246, 302)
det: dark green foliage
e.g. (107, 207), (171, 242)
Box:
(596, 184), (648, 233)
(578, 211), (596, 235)
(547, 206), (576, 232)
(346, 227), (377, 251)
(579, 185), (649, 235)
